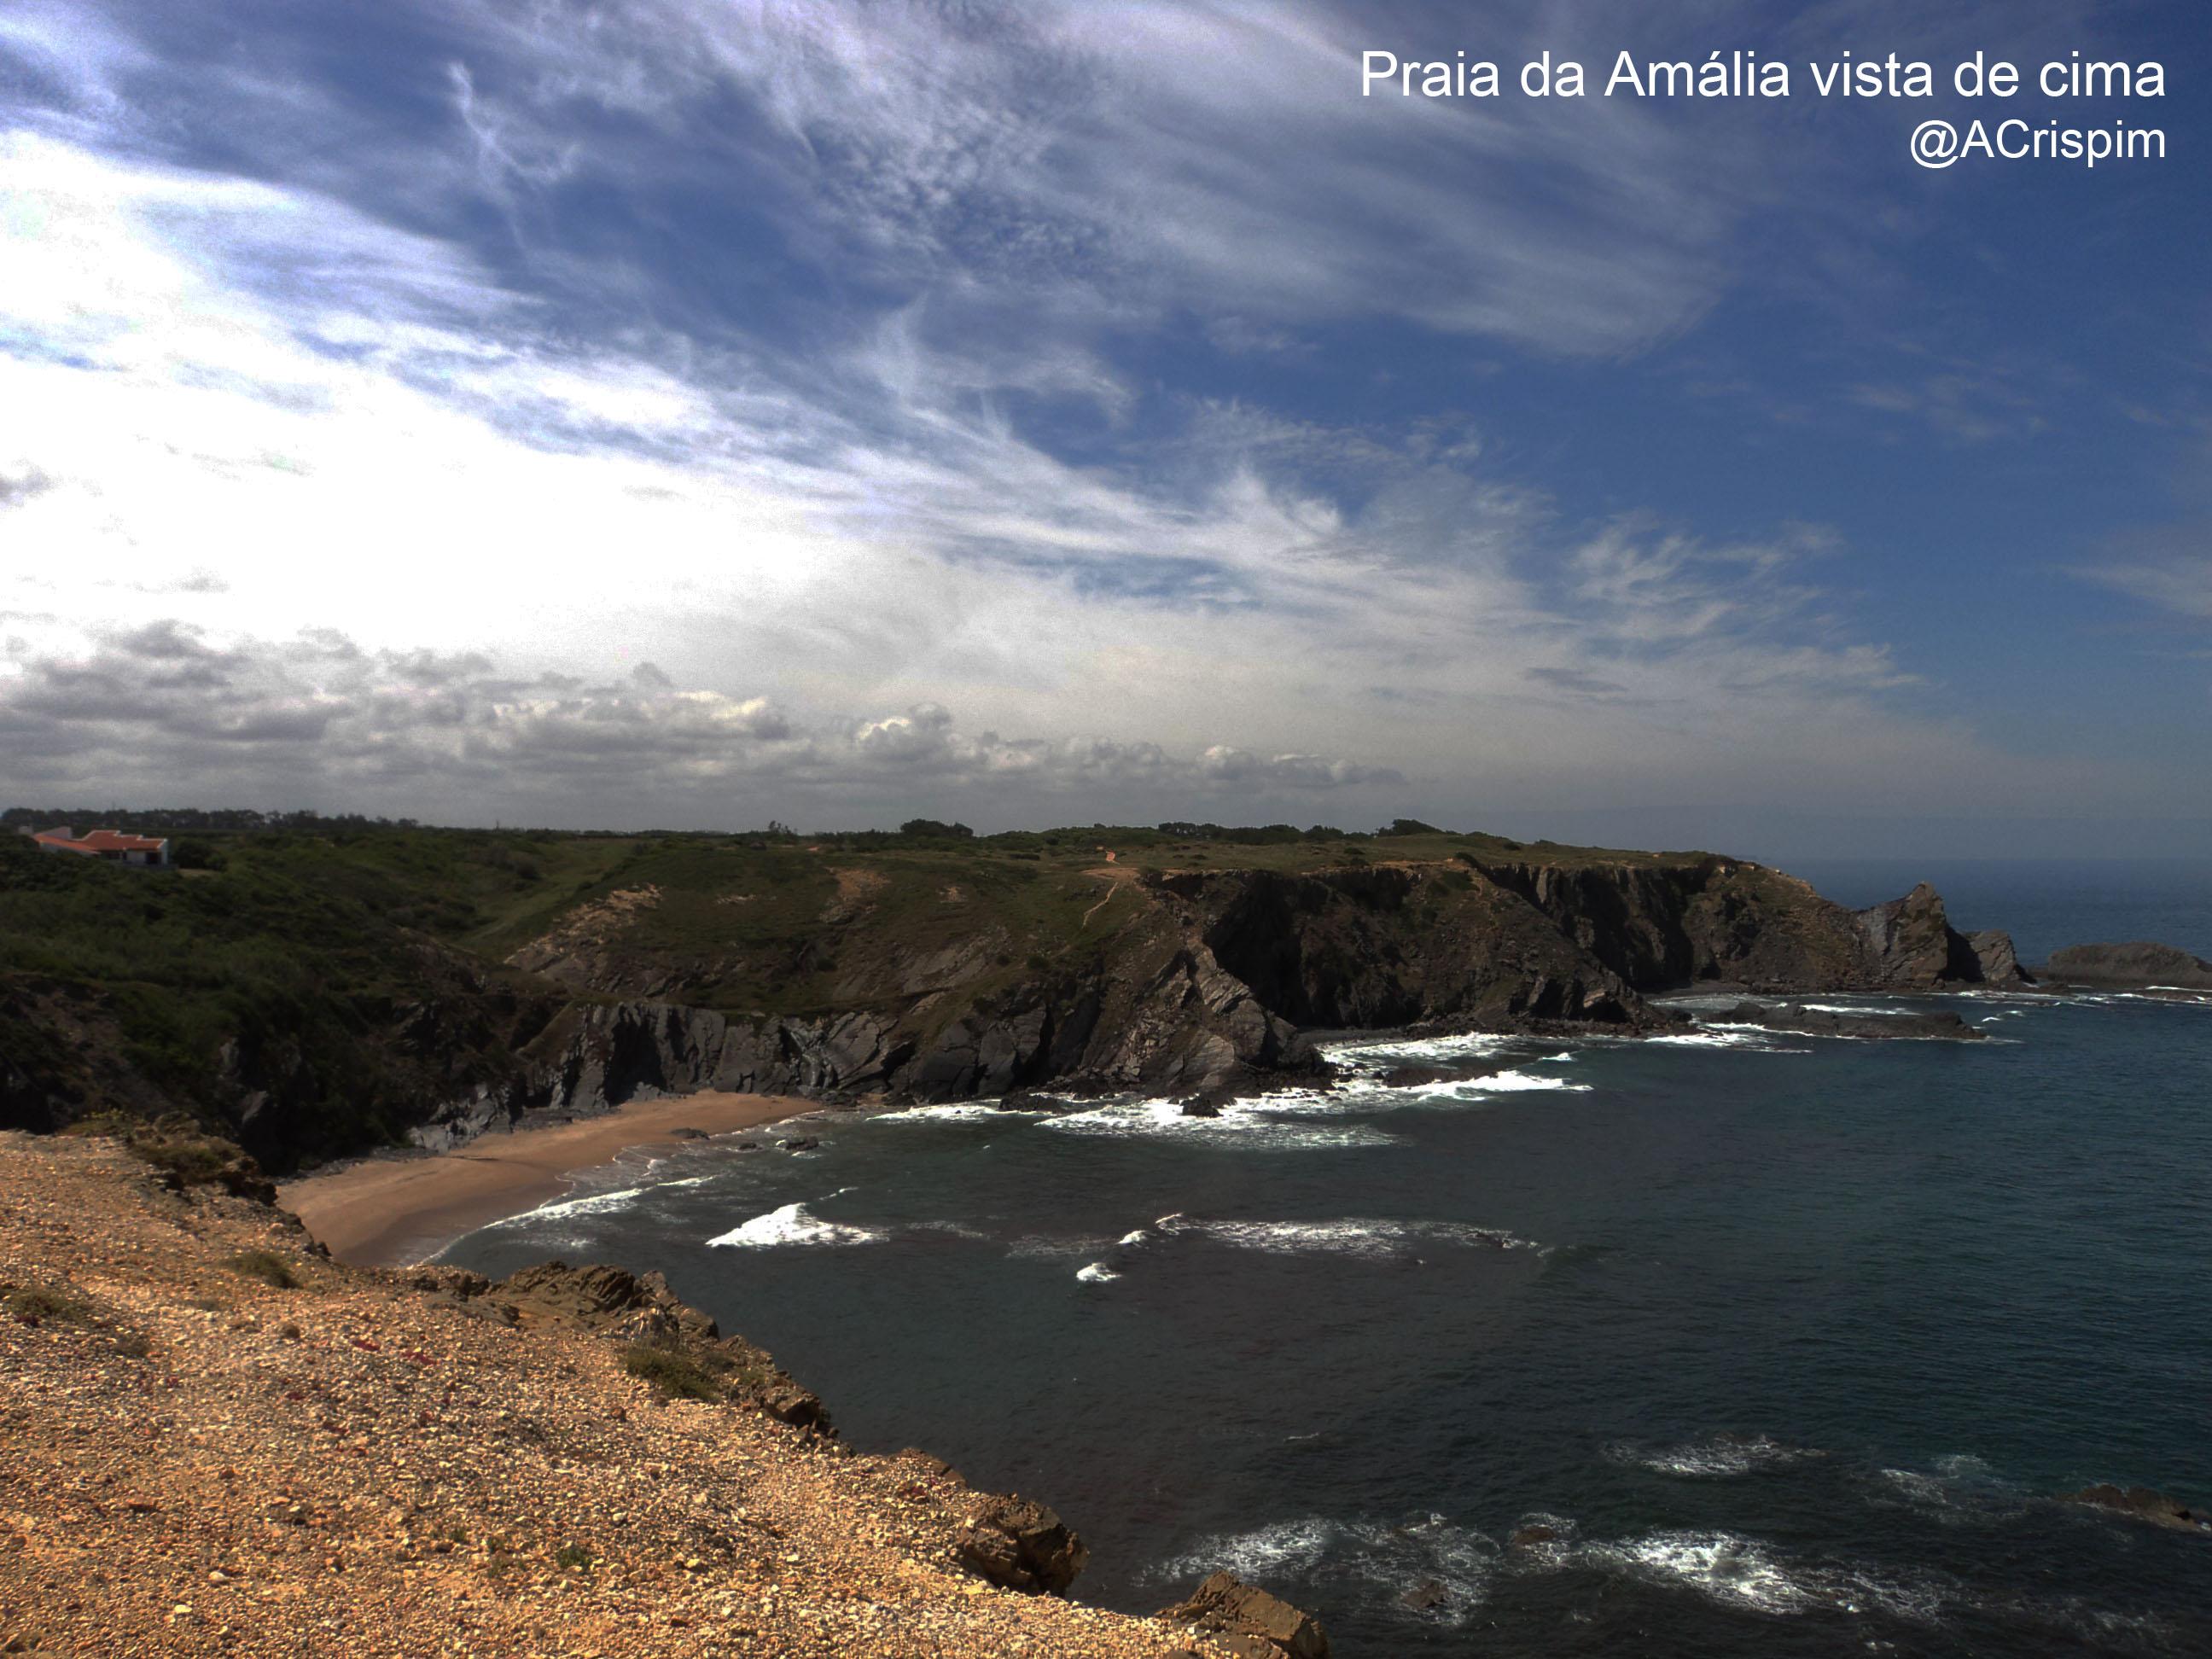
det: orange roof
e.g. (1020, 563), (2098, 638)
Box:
(34, 828), (168, 853)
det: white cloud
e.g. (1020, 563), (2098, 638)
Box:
(0, 4), (2178, 843)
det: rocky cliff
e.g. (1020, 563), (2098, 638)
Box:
(406, 855), (2034, 1154)
(0, 824), (2034, 1169)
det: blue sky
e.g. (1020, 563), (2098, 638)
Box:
(0, 0), (2206, 858)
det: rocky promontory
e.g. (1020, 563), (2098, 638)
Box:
(0, 1128), (1313, 1658)
(0, 823), (2037, 1173)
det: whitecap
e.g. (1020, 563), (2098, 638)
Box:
(1074, 1261), (1120, 1284)
(1105, 1212), (1543, 1270)
(1607, 1432), (1825, 1478)
(871, 1102), (1053, 1123)
(1577, 1530), (1820, 1615)
(1319, 1030), (1518, 1067)
(1476, 1068), (1591, 1093)
(1554, 1528), (1956, 1623)
(1036, 1095), (1400, 1150)
(707, 1200), (882, 1249)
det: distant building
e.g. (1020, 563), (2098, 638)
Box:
(28, 826), (171, 868)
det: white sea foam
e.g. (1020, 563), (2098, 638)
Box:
(1152, 1513), (1498, 1621)
(1607, 1432), (1825, 1478)
(1036, 1095), (1400, 1150)
(1578, 1530), (1819, 1615)
(1557, 1528), (1955, 1623)
(489, 1170), (719, 1229)
(1866, 1453), (2029, 1522)
(1648, 1027), (1794, 1049)
(1104, 1212), (1541, 1268)
(1074, 1261), (1120, 1284)
(1235, 1065), (1592, 1121)
(1476, 1068), (1590, 1093)
(1319, 1030), (1517, 1067)
(707, 1201), (882, 1249)
(909, 1219), (991, 1241)
(872, 1102), (1053, 1123)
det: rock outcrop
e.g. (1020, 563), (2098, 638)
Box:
(3, 818), (2051, 1172)
(2042, 942), (2212, 991)
(389, 859), (2051, 1157)
(458, 1259), (834, 1433)
(1714, 1000), (1988, 1042)
(2060, 1484), (2211, 1535)
(1159, 1570), (1331, 1659)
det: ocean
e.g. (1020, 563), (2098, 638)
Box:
(445, 862), (2212, 1656)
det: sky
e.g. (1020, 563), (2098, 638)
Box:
(1, 0), (2207, 860)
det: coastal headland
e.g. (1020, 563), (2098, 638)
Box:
(1, 819), (2061, 1181)
(0, 1130), (1304, 1657)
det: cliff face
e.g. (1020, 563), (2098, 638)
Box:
(0, 825), (2032, 1167)
(407, 855), (2033, 1152)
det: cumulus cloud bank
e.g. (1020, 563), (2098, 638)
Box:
(0, 624), (1400, 825)
(0, 0), (2198, 848)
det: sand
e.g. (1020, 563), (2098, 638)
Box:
(277, 1091), (814, 1266)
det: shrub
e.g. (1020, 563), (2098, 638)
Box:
(620, 1343), (724, 1402)
(554, 1543), (595, 1572)
(132, 1135), (236, 1187)
(223, 1250), (300, 1289)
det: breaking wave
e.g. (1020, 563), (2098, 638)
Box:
(1151, 1512), (1499, 1625)
(707, 1200), (882, 1249)
(873, 1102), (1054, 1123)
(1036, 1096), (1400, 1150)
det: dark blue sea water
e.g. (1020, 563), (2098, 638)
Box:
(447, 864), (2212, 1656)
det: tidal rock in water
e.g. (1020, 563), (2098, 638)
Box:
(1714, 1000), (1986, 1042)
(1850, 884), (2031, 988)
(1399, 1578), (1449, 1611)
(1159, 1570), (1331, 1659)
(2042, 942), (2212, 991)
(1178, 1087), (1231, 1118)
(2060, 1484), (2212, 1534)
(1507, 1517), (1566, 1551)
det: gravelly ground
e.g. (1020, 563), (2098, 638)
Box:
(0, 1132), (1228, 1658)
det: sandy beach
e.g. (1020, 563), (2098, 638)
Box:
(277, 1091), (814, 1267)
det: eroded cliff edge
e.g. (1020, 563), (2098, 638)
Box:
(0, 1130), (1316, 1657)
(0, 827), (2029, 1169)
(409, 857), (2032, 1150)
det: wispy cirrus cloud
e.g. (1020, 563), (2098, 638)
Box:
(2, 0), (2190, 847)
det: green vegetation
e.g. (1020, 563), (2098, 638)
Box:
(620, 1343), (725, 1402)
(553, 1543), (595, 1573)
(3, 808), (1719, 1167)
(223, 1250), (300, 1289)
